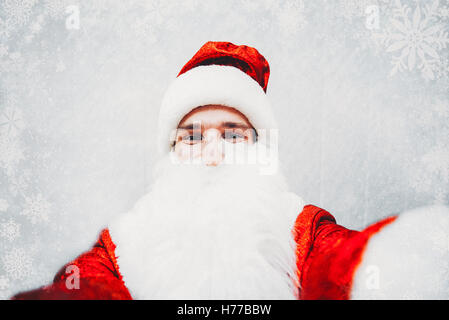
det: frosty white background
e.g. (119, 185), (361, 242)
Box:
(0, 0), (448, 298)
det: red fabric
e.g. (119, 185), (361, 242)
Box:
(178, 41), (270, 92)
(12, 205), (397, 300)
(12, 229), (131, 300)
(294, 205), (397, 299)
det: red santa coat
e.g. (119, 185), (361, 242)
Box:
(12, 204), (396, 300)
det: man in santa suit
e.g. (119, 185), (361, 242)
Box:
(12, 41), (449, 300)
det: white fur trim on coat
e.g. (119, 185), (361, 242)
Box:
(351, 205), (449, 299)
(157, 65), (278, 154)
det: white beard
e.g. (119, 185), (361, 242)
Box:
(109, 144), (304, 299)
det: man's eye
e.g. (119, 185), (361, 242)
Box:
(224, 132), (246, 143)
(181, 135), (202, 144)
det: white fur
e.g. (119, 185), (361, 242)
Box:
(351, 205), (449, 299)
(109, 145), (303, 299)
(157, 65), (278, 154)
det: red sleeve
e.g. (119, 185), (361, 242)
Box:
(12, 229), (132, 300)
(294, 205), (397, 300)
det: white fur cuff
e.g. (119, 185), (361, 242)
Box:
(351, 205), (449, 299)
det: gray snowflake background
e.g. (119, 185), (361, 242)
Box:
(0, 0), (448, 298)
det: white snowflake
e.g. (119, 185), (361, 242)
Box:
(0, 199), (8, 212)
(373, 0), (449, 80)
(0, 219), (20, 242)
(0, 107), (25, 137)
(1, 247), (33, 281)
(0, 275), (9, 290)
(20, 194), (51, 224)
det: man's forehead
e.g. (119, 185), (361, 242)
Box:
(178, 121), (251, 130)
(177, 105), (253, 129)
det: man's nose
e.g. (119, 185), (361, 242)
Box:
(202, 129), (224, 166)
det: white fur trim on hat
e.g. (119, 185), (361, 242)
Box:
(157, 65), (278, 154)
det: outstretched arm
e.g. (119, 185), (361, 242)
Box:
(12, 229), (132, 300)
(294, 204), (449, 299)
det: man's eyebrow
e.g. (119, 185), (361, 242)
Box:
(221, 121), (251, 129)
(177, 123), (200, 130)
(177, 121), (251, 130)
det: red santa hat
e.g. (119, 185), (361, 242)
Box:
(157, 41), (278, 153)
